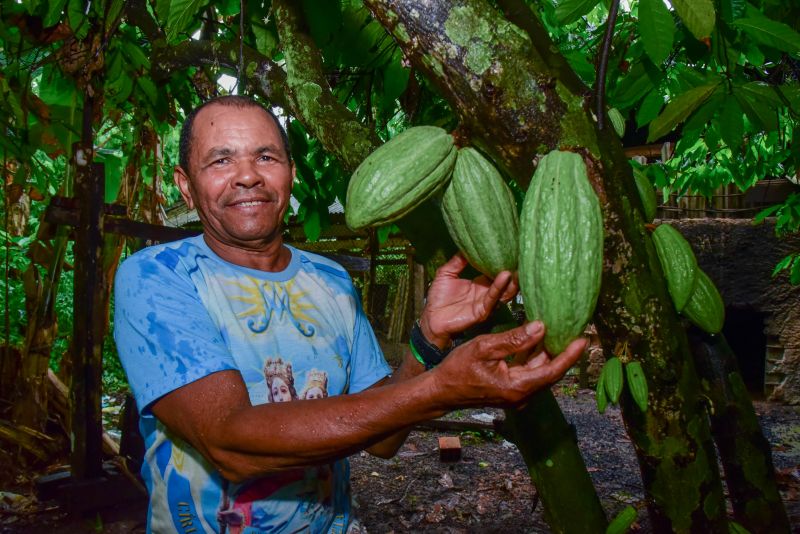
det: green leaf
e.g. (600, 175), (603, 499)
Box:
(165, 0), (210, 43)
(252, 23), (278, 57)
(636, 88), (664, 128)
(639, 0), (675, 65)
(122, 41), (151, 70)
(612, 62), (660, 109)
(136, 77), (158, 105)
(67, 0), (88, 39)
(720, 0), (746, 23)
(302, 0), (343, 48)
(682, 89), (723, 132)
(382, 49), (410, 104)
(771, 254), (793, 276)
(303, 208), (322, 242)
(734, 82), (780, 131)
(214, 0), (239, 16)
(717, 97), (744, 152)
(555, 0), (600, 25)
(671, 0), (716, 40)
(44, 0), (68, 27)
(647, 82), (720, 142)
(732, 17), (800, 57)
(791, 258), (800, 285)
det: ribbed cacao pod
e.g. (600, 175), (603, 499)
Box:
(652, 224), (699, 312)
(519, 150), (604, 355)
(633, 168), (657, 222)
(604, 357), (623, 404)
(682, 269), (725, 334)
(625, 361), (648, 412)
(608, 108), (626, 138)
(441, 147), (519, 277)
(596, 368), (608, 414)
(345, 126), (456, 230)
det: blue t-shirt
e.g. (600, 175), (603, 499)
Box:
(113, 235), (391, 534)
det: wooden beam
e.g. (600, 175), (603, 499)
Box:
(70, 159), (105, 479)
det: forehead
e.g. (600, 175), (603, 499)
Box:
(191, 103), (280, 150)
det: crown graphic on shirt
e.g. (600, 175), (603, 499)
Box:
(305, 368), (328, 389)
(263, 357), (294, 386)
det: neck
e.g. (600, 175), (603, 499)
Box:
(203, 234), (292, 272)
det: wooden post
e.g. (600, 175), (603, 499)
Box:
(70, 123), (105, 480)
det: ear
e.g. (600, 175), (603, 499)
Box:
(290, 162), (296, 192)
(175, 166), (194, 209)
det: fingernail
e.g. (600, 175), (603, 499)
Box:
(526, 321), (543, 334)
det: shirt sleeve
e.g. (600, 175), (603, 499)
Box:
(345, 285), (392, 394)
(113, 252), (237, 415)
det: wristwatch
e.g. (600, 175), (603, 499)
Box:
(409, 320), (451, 370)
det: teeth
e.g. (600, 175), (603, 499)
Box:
(238, 201), (264, 207)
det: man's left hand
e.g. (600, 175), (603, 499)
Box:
(419, 253), (518, 349)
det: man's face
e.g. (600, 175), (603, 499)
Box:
(175, 104), (294, 250)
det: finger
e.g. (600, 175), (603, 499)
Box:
(434, 253), (469, 280)
(511, 349), (546, 367)
(478, 271), (513, 318)
(498, 274), (520, 303)
(474, 321), (545, 360)
(540, 337), (588, 378)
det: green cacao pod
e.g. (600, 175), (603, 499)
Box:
(596, 368), (608, 414)
(683, 269), (725, 334)
(625, 361), (649, 412)
(652, 224), (699, 312)
(604, 357), (623, 404)
(519, 150), (604, 354)
(633, 168), (657, 222)
(345, 126), (456, 230)
(608, 108), (626, 138)
(606, 505), (637, 534)
(441, 147), (519, 277)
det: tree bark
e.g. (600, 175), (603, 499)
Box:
(688, 328), (790, 533)
(364, 0), (729, 531)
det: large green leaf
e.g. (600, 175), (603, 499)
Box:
(734, 82), (781, 130)
(732, 17), (800, 56)
(671, 0), (716, 40)
(720, 0), (746, 23)
(555, 0), (600, 25)
(43, 0), (68, 27)
(612, 62), (661, 109)
(67, 0), (88, 39)
(302, 0), (343, 48)
(647, 81), (720, 141)
(165, 0), (210, 43)
(636, 88), (664, 128)
(717, 97), (744, 152)
(639, 0), (674, 65)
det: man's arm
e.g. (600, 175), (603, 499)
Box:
(152, 322), (586, 483)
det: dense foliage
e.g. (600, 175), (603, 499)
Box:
(1, 0), (798, 383)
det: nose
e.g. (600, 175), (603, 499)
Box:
(233, 160), (264, 188)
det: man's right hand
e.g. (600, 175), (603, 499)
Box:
(428, 321), (587, 409)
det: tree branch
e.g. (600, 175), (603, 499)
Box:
(272, 0), (380, 171)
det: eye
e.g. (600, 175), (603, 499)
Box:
(257, 154), (274, 163)
(211, 158), (230, 166)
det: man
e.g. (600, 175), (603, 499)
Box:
(114, 95), (587, 533)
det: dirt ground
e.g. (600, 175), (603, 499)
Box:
(2, 383), (799, 533)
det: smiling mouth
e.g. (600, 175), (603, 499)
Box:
(231, 199), (271, 207)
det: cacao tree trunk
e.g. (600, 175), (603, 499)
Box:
(688, 328), (790, 533)
(363, 0), (729, 531)
(270, 4), (609, 532)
